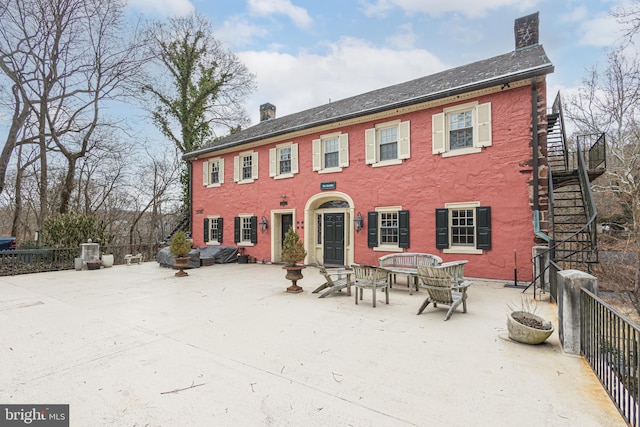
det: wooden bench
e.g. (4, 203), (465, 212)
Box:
(378, 253), (443, 294)
(124, 253), (144, 265)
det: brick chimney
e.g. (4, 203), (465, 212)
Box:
(514, 12), (539, 50)
(260, 103), (276, 122)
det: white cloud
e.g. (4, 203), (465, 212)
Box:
(127, 0), (194, 17)
(238, 37), (448, 125)
(247, 0), (313, 29)
(385, 23), (418, 49)
(575, 12), (626, 47)
(360, 0), (540, 18)
(215, 16), (269, 49)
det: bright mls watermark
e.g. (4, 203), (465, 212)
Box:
(0, 405), (68, 426)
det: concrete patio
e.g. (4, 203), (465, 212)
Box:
(0, 262), (626, 426)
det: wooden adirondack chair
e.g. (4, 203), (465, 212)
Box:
(417, 264), (472, 320)
(352, 264), (389, 307)
(312, 266), (353, 298)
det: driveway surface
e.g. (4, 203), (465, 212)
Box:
(0, 262), (626, 426)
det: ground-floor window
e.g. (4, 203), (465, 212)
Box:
(234, 215), (257, 245)
(204, 216), (223, 244)
(368, 207), (409, 251)
(436, 202), (491, 254)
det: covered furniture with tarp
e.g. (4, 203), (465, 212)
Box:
(197, 245), (239, 265)
(157, 247), (200, 269)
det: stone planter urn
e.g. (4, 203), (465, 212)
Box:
(101, 254), (114, 268)
(174, 256), (190, 277)
(507, 311), (554, 344)
(283, 265), (306, 293)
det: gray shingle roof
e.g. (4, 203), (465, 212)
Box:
(185, 44), (553, 159)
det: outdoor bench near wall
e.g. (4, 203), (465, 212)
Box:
(378, 253), (443, 294)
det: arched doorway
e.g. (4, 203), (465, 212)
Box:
(304, 192), (355, 267)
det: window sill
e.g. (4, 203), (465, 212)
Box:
(317, 167), (343, 174)
(273, 173), (294, 180)
(236, 179), (255, 184)
(443, 247), (483, 255)
(441, 147), (482, 158)
(237, 242), (255, 247)
(372, 159), (402, 168)
(206, 183), (222, 188)
(373, 245), (403, 253)
(205, 241), (221, 246)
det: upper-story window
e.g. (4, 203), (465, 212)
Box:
(365, 120), (410, 167)
(202, 158), (224, 187)
(269, 142), (298, 179)
(432, 102), (492, 157)
(312, 132), (349, 173)
(234, 151), (258, 184)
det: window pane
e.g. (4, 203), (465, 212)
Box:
(242, 156), (252, 179)
(210, 219), (219, 241)
(241, 217), (252, 242)
(379, 127), (398, 161)
(279, 147), (291, 174)
(380, 212), (399, 244)
(211, 161), (219, 184)
(450, 208), (475, 246)
(324, 138), (339, 168)
(449, 111), (473, 149)
(317, 214), (322, 245)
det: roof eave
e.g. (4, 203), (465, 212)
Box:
(183, 63), (554, 160)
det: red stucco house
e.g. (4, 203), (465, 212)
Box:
(183, 13), (554, 281)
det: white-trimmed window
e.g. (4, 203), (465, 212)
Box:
(269, 142), (298, 179)
(432, 101), (492, 157)
(202, 158), (224, 187)
(204, 216), (223, 244)
(435, 202), (491, 254)
(367, 206), (410, 252)
(365, 120), (410, 167)
(312, 132), (349, 173)
(234, 214), (257, 246)
(233, 151), (258, 184)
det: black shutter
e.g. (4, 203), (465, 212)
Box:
(399, 210), (410, 248)
(435, 208), (449, 249)
(204, 218), (210, 242)
(234, 217), (240, 243)
(476, 206), (491, 250)
(218, 217), (224, 243)
(367, 211), (378, 248)
(250, 216), (258, 244)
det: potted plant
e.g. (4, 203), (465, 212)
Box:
(169, 231), (193, 277)
(281, 227), (307, 293)
(507, 298), (554, 344)
(101, 249), (114, 268)
(86, 256), (102, 270)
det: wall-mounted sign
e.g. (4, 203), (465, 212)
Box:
(320, 181), (336, 190)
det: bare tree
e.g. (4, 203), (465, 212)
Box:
(0, 0), (150, 224)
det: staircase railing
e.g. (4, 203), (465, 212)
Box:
(551, 92), (569, 171)
(161, 215), (190, 245)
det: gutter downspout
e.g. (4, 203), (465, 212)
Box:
(531, 77), (551, 242)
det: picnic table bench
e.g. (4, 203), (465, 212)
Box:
(378, 253), (443, 294)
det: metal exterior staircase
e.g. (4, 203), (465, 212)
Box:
(161, 215), (190, 245)
(547, 93), (606, 271)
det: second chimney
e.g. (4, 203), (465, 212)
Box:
(260, 103), (276, 122)
(514, 12), (539, 50)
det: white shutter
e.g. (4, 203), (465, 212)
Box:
(218, 158), (224, 184)
(312, 138), (321, 171)
(339, 133), (349, 167)
(475, 102), (492, 148)
(291, 143), (299, 174)
(432, 112), (446, 154)
(365, 128), (376, 164)
(233, 156), (240, 182)
(269, 148), (277, 177)
(251, 152), (259, 179)
(398, 120), (410, 159)
(202, 160), (209, 186)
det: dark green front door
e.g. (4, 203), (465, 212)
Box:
(323, 213), (345, 266)
(281, 214), (293, 245)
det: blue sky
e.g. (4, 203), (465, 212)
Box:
(129, 1), (630, 129)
